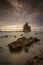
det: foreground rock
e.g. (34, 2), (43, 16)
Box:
(0, 47), (2, 49)
(25, 48), (43, 65)
(1, 61), (11, 65)
(8, 37), (40, 53)
(25, 54), (43, 65)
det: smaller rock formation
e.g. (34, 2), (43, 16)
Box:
(0, 35), (8, 38)
(23, 22), (31, 32)
(14, 36), (16, 38)
(4, 35), (8, 38)
(33, 37), (40, 43)
(20, 34), (23, 36)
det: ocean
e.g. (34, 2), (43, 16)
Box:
(0, 31), (43, 65)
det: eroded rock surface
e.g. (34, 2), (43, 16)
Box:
(8, 37), (40, 53)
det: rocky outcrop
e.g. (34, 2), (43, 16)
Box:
(0, 47), (2, 49)
(8, 37), (40, 53)
(23, 22), (31, 32)
(0, 35), (8, 38)
(20, 34), (23, 36)
(25, 53), (43, 65)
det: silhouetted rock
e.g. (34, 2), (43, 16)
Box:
(23, 22), (31, 32)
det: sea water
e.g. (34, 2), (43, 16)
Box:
(0, 31), (43, 65)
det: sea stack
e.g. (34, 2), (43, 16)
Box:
(23, 22), (31, 32)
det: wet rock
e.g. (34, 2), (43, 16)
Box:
(25, 61), (34, 65)
(0, 35), (8, 38)
(35, 33), (38, 35)
(28, 37), (34, 44)
(25, 47), (43, 65)
(29, 37), (33, 41)
(25, 55), (43, 65)
(0, 47), (2, 49)
(20, 34), (23, 36)
(14, 36), (16, 38)
(4, 35), (8, 38)
(8, 37), (40, 53)
(9, 45), (22, 53)
(25, 49), (28, 52)
(33, 37), (40, 43)
(8, 37), (28, 53)
(33, 56), (38, 59)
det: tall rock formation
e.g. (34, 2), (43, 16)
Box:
(23, 22), (31, 32)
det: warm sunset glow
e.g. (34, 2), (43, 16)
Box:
(0, 23), (42, 31)
(0, 24), (23, 31)
(0, 0), (43, 31)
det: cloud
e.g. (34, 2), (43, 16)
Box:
(0, 0), (43, 11)
(17, 0), (43, 12)
(0, 0), (43, 26)
(0, 0), (23, 11)
(0, 0), (13, 10)
(10, 0), (23, 11)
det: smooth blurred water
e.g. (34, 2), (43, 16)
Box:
(0, 31), (43, 65)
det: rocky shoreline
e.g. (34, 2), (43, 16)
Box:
(25, 50), (43, 65)
(8, 37), (40, 53)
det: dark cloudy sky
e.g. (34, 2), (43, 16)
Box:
(0, 0), (43, 31)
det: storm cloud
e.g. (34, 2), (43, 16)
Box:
(0, 0), (12, 9)
(0, 0), (43, 11)
(0, 0), (43, 30)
